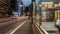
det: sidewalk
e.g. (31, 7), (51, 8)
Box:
(14, 19), (33, 34)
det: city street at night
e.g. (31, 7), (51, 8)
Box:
(0, 0), (60, 34)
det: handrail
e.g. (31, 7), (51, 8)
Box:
(33, 22), (48, 34)
(34, 23), (43, 34)
(40, 26), (48, 34)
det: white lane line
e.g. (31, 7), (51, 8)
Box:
(10, 20), (27, 34)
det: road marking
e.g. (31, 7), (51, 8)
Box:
(10, 20), (27, 34)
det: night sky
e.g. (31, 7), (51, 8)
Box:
(13, 0), (40, 14)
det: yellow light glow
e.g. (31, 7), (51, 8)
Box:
(54, 4), (58, 7)
(44, 4), (48, 8)
(58, 10), (60, 18)
(48, 4), (53, 8)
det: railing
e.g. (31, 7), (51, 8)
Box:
(32, 22), (48, 34)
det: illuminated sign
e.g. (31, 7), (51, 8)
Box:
(41, 2), (53, 4)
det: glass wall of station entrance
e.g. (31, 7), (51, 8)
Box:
(33, 1), (60, 34)
(33, 2), (60, 25)
(33, 2), (55, 25)
(37, 2), (55, 22)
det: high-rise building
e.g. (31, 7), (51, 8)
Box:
(0, 0), (11, 17)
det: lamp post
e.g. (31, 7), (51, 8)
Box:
(19, 4), (25, 16)
(19, 4), (23, 16)
(19, 4), (23, 7)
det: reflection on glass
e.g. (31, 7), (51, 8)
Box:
(33, 1), (60, 34)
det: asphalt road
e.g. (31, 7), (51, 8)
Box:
(0, 17), (28, 34)
(0, 18), (17, 29)
(0, 18), (15, 23)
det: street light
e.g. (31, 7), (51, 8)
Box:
(19, 4), (25, 16)
(19, 4), (23, 7)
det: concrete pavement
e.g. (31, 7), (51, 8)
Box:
(14, 20), (33, 34)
